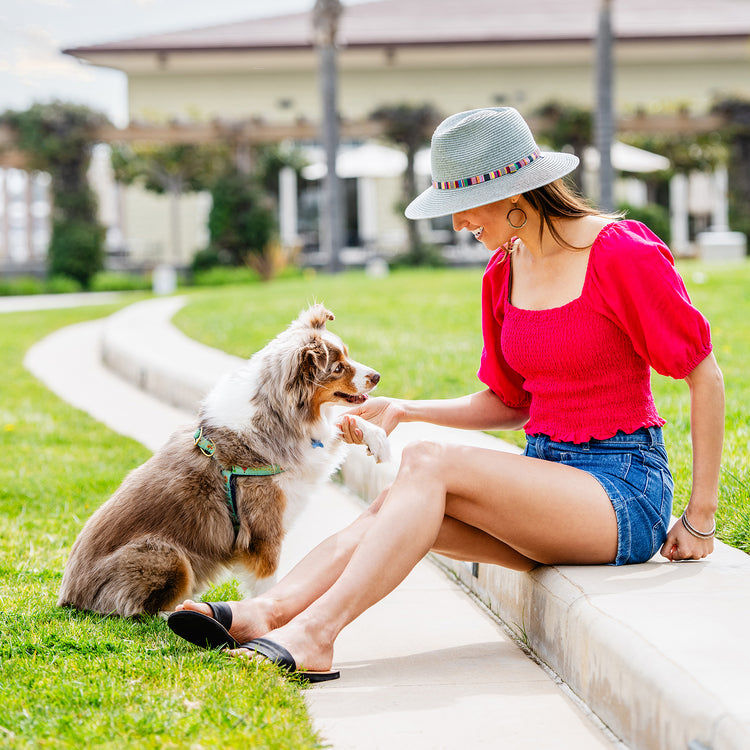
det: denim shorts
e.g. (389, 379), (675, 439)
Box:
(524, 427), (674, 565)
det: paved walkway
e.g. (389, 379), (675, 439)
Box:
(15, 292), (750, 750)
(0, 290), (124, 313)
(20, 295), (619, 750)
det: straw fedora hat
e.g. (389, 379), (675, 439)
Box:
(405, 107), (579, 220)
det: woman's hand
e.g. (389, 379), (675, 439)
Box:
(338, 397), (404, 446)
(660, 508), (715, 561)
(663, 352), (724, 562)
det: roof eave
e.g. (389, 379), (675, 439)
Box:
(63, 30), (750, 60)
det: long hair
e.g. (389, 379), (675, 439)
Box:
(523, 179), (621, 250)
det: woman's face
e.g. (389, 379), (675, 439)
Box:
(451, 198), (516, 251)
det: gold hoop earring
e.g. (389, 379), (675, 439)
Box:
(507, 206), (528, 229)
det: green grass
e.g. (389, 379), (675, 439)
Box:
(0, 304), (322, 749)
(174, 262), (750, 554)
(175, 268), (486, 401)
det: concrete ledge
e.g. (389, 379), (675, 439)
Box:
(100, 296), (750, 750)
(100, 296), (238, 413)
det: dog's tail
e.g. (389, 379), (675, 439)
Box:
(58, 537), (195, 617)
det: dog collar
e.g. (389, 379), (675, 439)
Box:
(193, 428), (285, 539)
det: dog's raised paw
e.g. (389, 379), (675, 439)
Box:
(360, 424), (391, 464)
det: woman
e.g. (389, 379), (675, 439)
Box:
(169, 107), (724, 681)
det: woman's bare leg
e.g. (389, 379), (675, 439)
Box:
(231, 441), (617, 672)
(176, 486), (537, 644)
(175, 489), (390, 643)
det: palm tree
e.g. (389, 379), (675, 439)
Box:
(313, 0), (345, 272)
(595, 0), (615, 210)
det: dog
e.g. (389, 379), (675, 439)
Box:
(57, 304), (389, 617)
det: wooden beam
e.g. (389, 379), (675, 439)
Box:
(0, 113), (734, 172)
(616, 112), (726, 135)
(0, 149), (30, 169)
(96, 118), (385, 144)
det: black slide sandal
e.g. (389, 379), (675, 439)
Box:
(239, 637), (340, 683)
(167, 602), (241, 650)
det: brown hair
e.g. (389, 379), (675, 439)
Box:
(523, 178), (620, 250)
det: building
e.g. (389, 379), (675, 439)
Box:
(62, 0), (750, 266)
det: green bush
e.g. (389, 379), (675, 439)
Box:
(0, 275), (83, 296)
(391, 241), (446, 268)
(1, 102), (108, 289)
(48, 219), (105, 289)
(191, 265), (263, 287)
(0, 276), (45, 296)
(45, 275), (82, 294)
(190, 247), (223, 274)
(208, 168), (278, 279)
(89, 271), (151, 292)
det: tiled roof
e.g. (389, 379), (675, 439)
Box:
(65, 0), (750, 55)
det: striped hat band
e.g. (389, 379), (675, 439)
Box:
(432, 149), (543, 191)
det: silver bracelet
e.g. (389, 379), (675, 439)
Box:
(681, 511), (716, 539)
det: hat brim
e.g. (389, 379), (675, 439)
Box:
(405, 152), (579, 220)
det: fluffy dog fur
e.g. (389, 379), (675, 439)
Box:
(57, 304), (389, 617)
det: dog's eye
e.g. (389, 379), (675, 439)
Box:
(332, 363), (345, 375)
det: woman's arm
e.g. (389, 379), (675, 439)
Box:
(660, 351), (725, 561)
(340, 388), (529, 439)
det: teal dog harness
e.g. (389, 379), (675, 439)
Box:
(193, 427), (285, 539)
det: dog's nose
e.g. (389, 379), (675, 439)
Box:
(369, 372), (380, 386)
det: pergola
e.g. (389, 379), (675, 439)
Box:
(0, 112), (727, 170)
(0, 111), (732, 268)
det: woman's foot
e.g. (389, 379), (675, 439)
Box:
(230, 617), (335, 675)
(173, 598), (277, 645)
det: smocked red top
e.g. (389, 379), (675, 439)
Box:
(478, 220), (712, 443)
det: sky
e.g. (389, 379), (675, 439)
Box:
(0, 0), (361, 126)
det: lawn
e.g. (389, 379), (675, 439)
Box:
(174, 261), (750, 554)
(0, 304), (322, 749)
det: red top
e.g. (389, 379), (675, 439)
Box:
(478, 220), (713, 443)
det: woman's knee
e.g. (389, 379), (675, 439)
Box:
(399, 440), (447, 479)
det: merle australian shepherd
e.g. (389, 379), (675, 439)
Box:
(57, 304), (389, 617)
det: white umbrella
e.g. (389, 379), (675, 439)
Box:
(584, 142), (670, 173)
(302, 143), (408, 180)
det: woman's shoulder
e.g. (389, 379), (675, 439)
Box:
(591, 219), (676, 273)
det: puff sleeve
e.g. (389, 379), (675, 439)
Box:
(588, 220), (712, 379)
(477, 249), (532, 407)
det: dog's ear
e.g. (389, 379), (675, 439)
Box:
(299, 338), (329, 380)
(294, 304), (335, 330)
(286, 337), (329, 410)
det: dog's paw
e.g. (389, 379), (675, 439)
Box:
(357, 420), (391, 464)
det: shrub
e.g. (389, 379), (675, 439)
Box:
(190, 247), (228, 274)
(0, 276), (45, 296)
(191, 265), (262, 287)
(48, 219), (105, 288)
(1, 102), (108, 288)
(89, 271), (152, 292)
(45, 275), (82, 294)
(208, 168), (279, 280)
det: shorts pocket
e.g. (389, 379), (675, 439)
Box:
(558, 448), (633, 482)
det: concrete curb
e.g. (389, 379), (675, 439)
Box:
(101, 296), (750, 750)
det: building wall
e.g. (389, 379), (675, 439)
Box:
(127, 41), (750, 123)
(116, 39), (749, 263)
(122, 186), (210, 266)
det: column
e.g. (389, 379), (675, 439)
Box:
(669, 173), (690, 256)
(279, 166), (299, 249)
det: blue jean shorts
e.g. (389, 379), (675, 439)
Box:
(523, 427), (674, 565)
